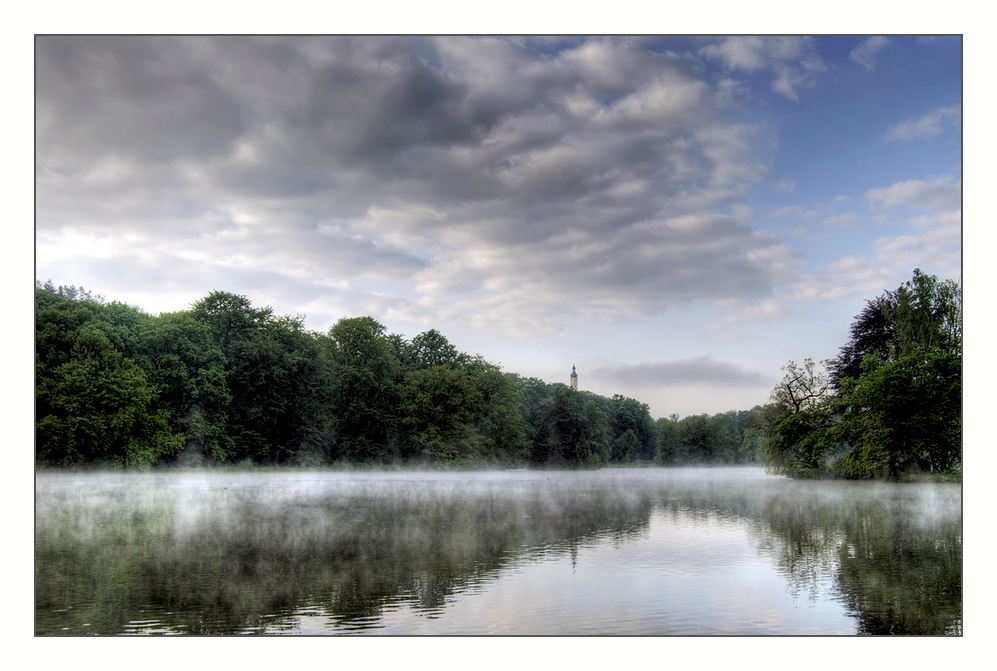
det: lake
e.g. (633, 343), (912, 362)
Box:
(34, 467), (961, 635)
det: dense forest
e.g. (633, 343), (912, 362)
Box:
(758, 269), (962, 480)
(34, 281), (766, 470)
(35, 268), (960, 478)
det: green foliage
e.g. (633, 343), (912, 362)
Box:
(765, 404), (839, 478)
(761, 358), (838, 477)
(403, 365), (482, 460)
(41, 281), (786, 470)
(466, 369), (529, 465)
(764, 269), (962, 480)
(187, 293), (332, 464)
(530, 387), (579, 467)
(326, 316), (404, 461)
(828, 295), (896, 392)
(833, 352), (961, 479)
(36, 323), (183, 467)
(510, 374), (555, 446)
(578, 400), (612, 466)
(527, 386), (646, 468)
(405, 329), (465, 370)
(139, 311), (233, 461)
(882, 268), (962, 359)
(36, 282), (109, 371)
(770, 358), (831, 414)
(654, 408), (763, 466)
(610, 395), (656, 462)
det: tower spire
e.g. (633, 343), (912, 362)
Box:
(570, 362), (578, 390)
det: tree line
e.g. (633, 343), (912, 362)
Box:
(757, 269), (961, 480)
(36, 281), (769, 469)
(41, 272), (956, 476)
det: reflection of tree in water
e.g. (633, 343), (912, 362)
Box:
(650, 482), (846, 603)
(36, 477), (655, 634)
(831, 494), (962, 635)
(637, 479), (961, 635)
(738, 482), (961, 635)
(35, 473), (960, 635)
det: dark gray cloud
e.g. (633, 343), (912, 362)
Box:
(36, 36), (797, 333)
(593, 356), (772, 387)
(36, 36), (247, 165)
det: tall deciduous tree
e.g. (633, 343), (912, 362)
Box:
(189, 291), (276, 462)
(835, 352), (961, 478)
(883, 268), (961, 359)
(531, 386), (577, 467)
(610, 394), (656, 462)
(403, 365), (482, 461)
(139, 311), (233, 461)
(36, 323), (183, 467)
(763, 359), (838, 477)
(406, 329), (465, 370)
(326, 316), (404, 461)
(466, 368), (529, 465)
(828, 296), (896, 392)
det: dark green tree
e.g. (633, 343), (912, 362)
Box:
(763, 359), (838, 477)
(405, 329), (465, 370)
(883, 268), (961, 359)
(531, 386), (578, 467)
(403, 365), (482, 461)
(36, 323), (183, 467)
(138, 311), (233, 462)
(741, 405), (778, 464)
(654, 415), (683, 464)
(529, 387), (614, 468)
(466, 368), (529, 465)
(834, 352), (961, 478)
(609, 394), (656, 462)
(189, 291), (276, 462)
(577, 400), (612, 466)
(326, 316), (404, 461)
(36, 282), (106, 372)
(765, 270), (961, 479)
(510, 375), (556, 447)
(188, 292), (330, 464)
(250, 316), (328, 464)
(828, 295), (896, 392)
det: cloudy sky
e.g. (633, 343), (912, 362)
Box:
(34, 35), (962, 418)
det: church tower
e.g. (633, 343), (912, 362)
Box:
(570, 363), (578, 390)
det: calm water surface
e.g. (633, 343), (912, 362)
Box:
(34, 467), (961, 635)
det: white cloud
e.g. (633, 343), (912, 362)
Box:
(786, 172), (961, 308)
(849, 36), (891, 71)
(886, 105), (961, 141)
(789, 258), (896, 303)
(860, 176), (961, 282)
(720, 299), (788, 325)
(869, 212), (962, 275)
(699, 37), (825, 100)
(865, 175), (961, 211)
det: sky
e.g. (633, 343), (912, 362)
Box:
(33, 35), (962, 419)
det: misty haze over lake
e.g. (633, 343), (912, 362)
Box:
(35, 467), (961, 635)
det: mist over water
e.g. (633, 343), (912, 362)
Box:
(35, 468), (961, 635)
